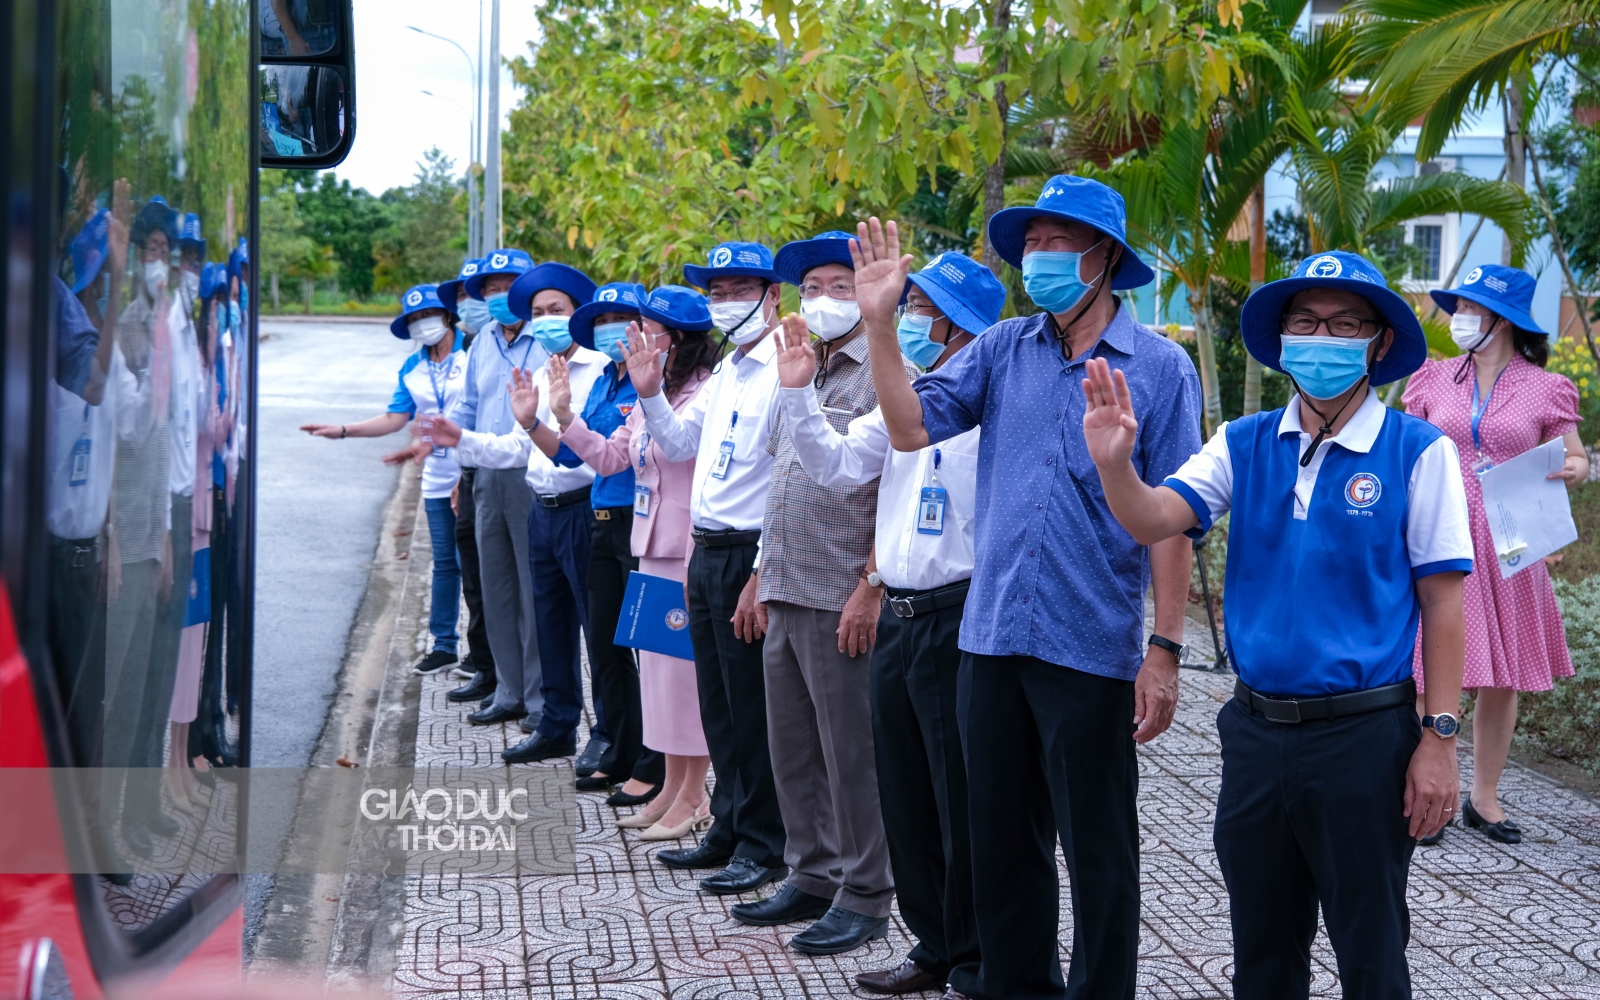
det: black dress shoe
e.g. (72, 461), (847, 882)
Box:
(412, 649), (459, 675)
(699, 857), (789, 896)
(575, 738), (611, 778)
(468, 705), (527, 726)
(519, 715), (536, 734)
(1419, 823), (1447, 846)
(656, 841), (733, 870)
(606, 784), (660, 807)
(501, 732), (576, 764)
(446, 671), (496, 702)
(789, 906), (889, 955)
(856, 959), (944, 995)
(145, 809), (180, 837)
(574, 775), (613, 792)
(123, 823), (154, 859)
(730, 883), (831, 926)
(1463, 796), (1522, 844)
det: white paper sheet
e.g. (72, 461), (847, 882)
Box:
(1477, 437), (1578, 579)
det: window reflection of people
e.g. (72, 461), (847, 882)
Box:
(261, 0), (312, 55)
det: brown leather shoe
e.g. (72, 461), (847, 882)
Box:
(855, 959), (942, 995)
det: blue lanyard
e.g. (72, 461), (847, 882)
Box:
(493, 329), (536, 373)
(639, 431), (651, 471)
(1470, 367), (1506, 454)
(424, 351), (451, 414)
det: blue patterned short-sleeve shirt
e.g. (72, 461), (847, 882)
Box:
(915, 303), (1203, 680)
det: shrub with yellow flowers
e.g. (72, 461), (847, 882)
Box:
(1546, 336), (1600, 444)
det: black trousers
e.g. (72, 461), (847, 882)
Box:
(1215, 698), (1421, 1000)
(686, 540), (785, 868)
(588, 510), (663, 784)
(871, 600), (979, 996)
(455, 468), (493, 674)
(49, 534), (107, 768)
(960, 654), (1138, 1000)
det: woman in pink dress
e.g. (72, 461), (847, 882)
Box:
(1403, 264), (1588, 845)
(553, 286), (717, 841)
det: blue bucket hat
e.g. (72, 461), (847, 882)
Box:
(464, 248), (535, 299)
(178, 212), (206, 257)
(774, 231), (859, 286)
(199, 262), (219, 300)
(508, 262), (598, 321)
(640, 285), (714, 332)
(70, 209), (111, 294)
(389, 284), (449, 340)
(684, 241), (780, 288)
(1429, 263), (1547, 337)
(986, 175), (1156, 289)
(1240, 250), (1427, 385)
(436, 258), (483, 311)
(905, 251), (1007, 336)
(227, 236), (251, 279)
(570, 282), (648, 350)
(132, 195), (179, 250)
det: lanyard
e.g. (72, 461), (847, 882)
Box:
(1470, 366), (1507, 455)
(931, 447), (941, 485)
(638, 431), (651, 471)
(493, 329), (537, 373)
(424, 350), (451, 414)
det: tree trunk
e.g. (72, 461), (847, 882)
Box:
(980, 0), (1011, 277)
(302, 276), (314, 315)
(1190, 287), (1221, 437)
(1503, 76), (1527, 266)
(1242, 183), (1266, 416)
(1528, 146), (1600, 370)
(271, 271), (280, 311)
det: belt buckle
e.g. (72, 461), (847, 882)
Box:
(1259, 696), (1302, 724)
(594, 509), (611, 521)
(889, 597), (915, 619)
(539, 495), (559, 508)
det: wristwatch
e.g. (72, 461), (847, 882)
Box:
(1422, 713), (1460, 739)
(865, 571), (883, 588)
(1148, 634), (1187, 661)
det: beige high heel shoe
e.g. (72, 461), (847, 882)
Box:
(638, 801), (712, 842)
(616, 802), (669, 830)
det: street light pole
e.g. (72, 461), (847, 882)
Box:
(485, 0), (502, 250)
(408, 24), (481, 255)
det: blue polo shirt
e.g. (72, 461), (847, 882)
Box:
(554, 362), (638, 509)
(915, 303), (1203, 680)
(1166, 390), (1473, 697)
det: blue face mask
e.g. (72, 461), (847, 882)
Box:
(531, 315), (573, 353)
(592, 321), (632, 364)
(457, 297), (491, 334)
(240, 284), (249, 315)
(486, 292), (519, 326)
(229, 300), (242, 332)
(896, 313), (947, 369)
(1278, 335), (1374, 400)
(1021, 242), (1105, 314)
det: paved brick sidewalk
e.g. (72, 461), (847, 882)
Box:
(392, 650), (1600, 999)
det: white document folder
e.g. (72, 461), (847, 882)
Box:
(1477, 437), (1578, 579)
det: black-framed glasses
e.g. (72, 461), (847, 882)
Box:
(1281, 311), (1382, 338)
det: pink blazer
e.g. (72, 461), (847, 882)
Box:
(560, 372), (709, 563)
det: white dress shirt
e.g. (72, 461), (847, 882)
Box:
(166, 294), (204, 497)
(779, 384), (979, 591)
(640, 332), (782, 532)
(46, 345), (141, 540)
(526, 345), (607, 496)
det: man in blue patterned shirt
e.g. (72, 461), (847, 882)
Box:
(855, 176), (1202, 1000)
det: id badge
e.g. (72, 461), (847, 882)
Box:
(1472, 452), (1496, 478)
(634, 484), (652, 517)
(69, 437), (91, 487)
(710, 438), (735, 480)
(917, 486), (947, 535)
(430, 445), (447, 458)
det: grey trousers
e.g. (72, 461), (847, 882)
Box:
(473, 467), (543, 716)
(764, 601), (894, 917)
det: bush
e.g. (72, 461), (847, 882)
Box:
(1513, 575), (1600, 775)
(1545, 336), (1600, 445)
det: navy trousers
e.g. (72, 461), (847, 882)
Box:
(527, 498), (604, 742)
(1215, 698), (1421, 1000)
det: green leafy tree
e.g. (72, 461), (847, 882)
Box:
(373, 148), (467, 293)
(294, 173), (390, 298)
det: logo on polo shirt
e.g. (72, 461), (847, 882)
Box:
(617, 403), (635, 416)
(1306, 255), (1343, 278)
(490, 253), (509, 269)
(1345, 472), (1382, 508)
(406, 290), (424, 307)
(665, 608), (688, 631)
(598, 288), (619, 302)
(710, 246), (733, 267)
(1464, 266), (1482, 285)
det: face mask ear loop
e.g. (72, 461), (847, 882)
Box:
(1290, 373), (1369, 468)
(1052, 240), (1113, 354)
(710, 281), (772, 376)
(1452, 316), (1496, 384)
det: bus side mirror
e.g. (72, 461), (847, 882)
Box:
(260, 0), (356, 168)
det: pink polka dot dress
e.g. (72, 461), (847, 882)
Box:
(1403, 355), (1579, 692)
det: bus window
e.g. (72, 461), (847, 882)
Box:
(49, 0), (252, 939)
(260, 0), (342, 58)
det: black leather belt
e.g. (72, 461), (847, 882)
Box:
(593, 506), (631, 521)
(50, 536), (98, 568)
(1233, 677), (1416, 724)
(536, 486), (592, 509)
(886, 579), (971, 619)
(692, 528), (761, 548)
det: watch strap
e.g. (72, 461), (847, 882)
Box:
(1148, 634), (1185, 657)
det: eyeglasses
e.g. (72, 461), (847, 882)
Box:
(707, 282), (766, 303)
(899, 302), (945, 319)
(1281, 311), (1382, 338)
(799, 280), (856, 300)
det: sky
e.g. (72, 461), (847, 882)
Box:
(335, 0), (545, 194)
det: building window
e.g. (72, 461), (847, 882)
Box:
(1414, 225), (1443, 281)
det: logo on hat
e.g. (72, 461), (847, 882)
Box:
(649, 295), (670, 311)
(665, 608), (688, 631)
(1484, 274), (1509, 293)
(406, 290), (424, 307)
(1464, 267), (1482, 285)
(490, 253), (509, 269)
(598, 288), (619, 302)
(710, 246), (733, 268)
(1306, 255), (1344, 279)
(463, 262), (479, 276)
(1345, 473), (1381, 509)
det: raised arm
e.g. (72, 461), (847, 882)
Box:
(850, 218), (928, 452)
(628, 322), (707, 462)
(1081, 358), (1199, 544)
(776, 318), (889, 487)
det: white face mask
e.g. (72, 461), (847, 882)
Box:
(409, 316), (449, 346)
(1449, 313), (1493, 353)
(181, 270), (201, 300)
(143, 260), (168, 299)
(800, 295), (861, 342)
(709, 297), (772, 346)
